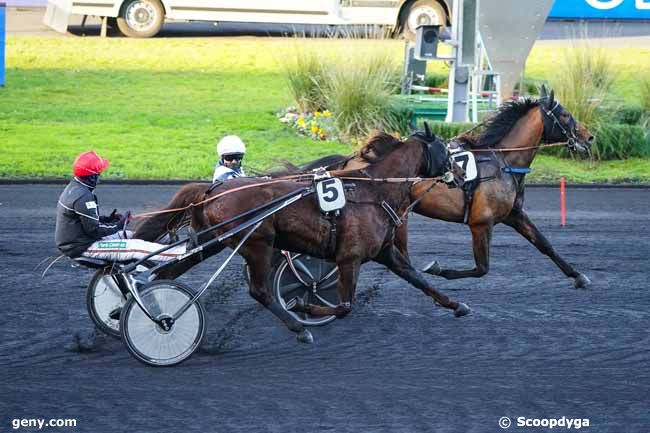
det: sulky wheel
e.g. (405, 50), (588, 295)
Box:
(86, 263), (151, 338)
(86, 268), (125, 338)
(120, 280), (205, 367)
(273, 253), (339, 327)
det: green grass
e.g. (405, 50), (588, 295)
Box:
(529, 155), (650, 183)
(1, 36), (649, 182)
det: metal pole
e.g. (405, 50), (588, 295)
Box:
(402, 42), (426, 95)
(446, 0), (469, 122)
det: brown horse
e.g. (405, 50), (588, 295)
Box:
(286, 86), (595, 289)
(134, 129), (469, 344)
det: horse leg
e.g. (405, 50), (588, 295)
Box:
(424, 223), (493, 280)
(288, 259), (359, 319)
(394, 222), (410, 261)
(244, 245), (314, 344)
(503, 208), (590, 289)
(375, 245), (470, 317)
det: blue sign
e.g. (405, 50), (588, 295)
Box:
(549, 0), (650, 19)
(0, 2), (5, 87)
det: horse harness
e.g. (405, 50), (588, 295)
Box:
(450, 145), (531, 224)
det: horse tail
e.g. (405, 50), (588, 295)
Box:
(133, 183), (209, 241)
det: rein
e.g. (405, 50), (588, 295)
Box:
(469, 141), (568, 153)
(131, 173), (444, 220)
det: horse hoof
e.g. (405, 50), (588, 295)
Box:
(574, 274), (591, 289)
(422, 260), (441, 275)
(454, 302), (471, 317)
(296, 330), (314, 344)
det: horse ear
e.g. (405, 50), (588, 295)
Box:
(424, 121), (432, 138)
(549, 89), (555, 107)
(540, 84), (548, 98)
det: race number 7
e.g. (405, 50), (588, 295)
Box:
(453, 153), (470, 171)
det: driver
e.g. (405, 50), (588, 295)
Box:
(55, 151), (188, 262)
(212, 135), (246, 183)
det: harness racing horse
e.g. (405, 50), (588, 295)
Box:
(285, 86), (595, 289)
(134, 129), (470, 344)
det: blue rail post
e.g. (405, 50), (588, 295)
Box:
(0, 2), (5, 87)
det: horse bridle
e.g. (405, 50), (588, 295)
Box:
(541, 100), (580, 152)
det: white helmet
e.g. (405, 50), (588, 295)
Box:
(217, 135), (246, 157)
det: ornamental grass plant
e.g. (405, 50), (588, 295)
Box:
(282, 36), (409, 143)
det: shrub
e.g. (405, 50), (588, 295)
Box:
(608, 106), (646, 126)
(590, 123), (650, 160)
(322, 52), (405, 139)
(640, 73), (650, 127)
(550, 37), (617, 126)
(425, 121), (477, 140)
(283, 49), (327, 113)
(282, 38), (407, 142)
(424, 73), (448, 89)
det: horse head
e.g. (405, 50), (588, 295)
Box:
(410, 122), (453, 179)
(539, 85), (594, 154)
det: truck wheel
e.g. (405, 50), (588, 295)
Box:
(116, 0), (164, 38)
(400, 0), (447, 42)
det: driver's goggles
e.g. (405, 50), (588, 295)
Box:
(223, 154), (244, 162)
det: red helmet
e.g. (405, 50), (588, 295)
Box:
(73, 151), (110, 177)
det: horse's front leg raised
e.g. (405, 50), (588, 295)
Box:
(503, 207), (590, 289)
(375, 245), (470, 317)
(243, 244), (314, 344)
(423, 223), (493, 280)
(288, 259), (359, 319)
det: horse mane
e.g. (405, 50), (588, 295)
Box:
(267, 131), (402, 176)
(132, 182), (208, 241)
(267, 154), (351, 176)
(358, 131), (403, 162)
(461, 98), (540, 148)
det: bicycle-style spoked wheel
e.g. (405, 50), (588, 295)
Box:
(86, 269), (125, 338)
(120, 280), (205, 367)
(273, 253), (339, 326)
(86, 263), (152, 338)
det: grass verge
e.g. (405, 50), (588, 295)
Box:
(1, 36), (649, 182)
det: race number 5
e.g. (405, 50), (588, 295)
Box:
(316, 178), (346, 212)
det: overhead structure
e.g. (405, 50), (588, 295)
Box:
(478, 0), (555, 100)
(404, 0), (556, 122)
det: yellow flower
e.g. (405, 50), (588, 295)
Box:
(311, 125), (319, 134)
(323, 110), (332, 118)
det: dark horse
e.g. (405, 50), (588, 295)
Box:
(134, 129), (469, 344)
(286, 86), (595, 289)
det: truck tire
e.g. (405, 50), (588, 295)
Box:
(116, 0), (164, 38)
(400, 0), (447, 42)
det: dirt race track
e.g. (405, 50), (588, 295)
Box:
(0, 184), (648, 433)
